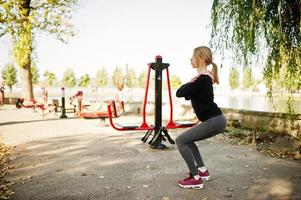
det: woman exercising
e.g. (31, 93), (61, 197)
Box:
(176, 46), (227, 189)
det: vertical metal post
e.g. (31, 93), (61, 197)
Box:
(153, 56), (163, 147)
(60, 87), (67, 118)
(142, 56), (172, 149)
(147, 56), (169, 148)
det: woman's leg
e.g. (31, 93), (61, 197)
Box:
(176, 114), (227, 175)
(188, 143), (204, 167)
(176, 121), (214, 175)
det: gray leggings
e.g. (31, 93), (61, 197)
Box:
(176, 114), (227, 175)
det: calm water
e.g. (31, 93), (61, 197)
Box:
(89, 89), (301, 114)
(214, 95), (301, 114)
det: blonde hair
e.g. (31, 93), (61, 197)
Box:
(194, 46), (219, 84)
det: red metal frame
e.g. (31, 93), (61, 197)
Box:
(80, 100), (125, 119)
(107, 103), (154, 131)
(16, 97), (48, 118)
(107, 64), (154, 131)
(107, 61), (198, 131)
(16, 98), (46, 111)
(68, 91), (123, 120)
(140, 64), (152, 128)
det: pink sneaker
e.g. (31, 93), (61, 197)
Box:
(199, 170), (210, 180)
(177, 175), (203, 189)
(186, 170), (210, 180)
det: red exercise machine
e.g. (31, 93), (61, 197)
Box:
(69, 91), (125, 123)
(80, 100), (125, 120)
(15, 97), (57, 118)
(107, 56), (198, 149)
(16, 98), (46, 110)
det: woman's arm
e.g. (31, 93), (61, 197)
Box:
(176, 80), (199, 98)
(176, 75), (212, 99)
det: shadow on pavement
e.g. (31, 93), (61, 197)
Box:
(0, 117), (79, 126)
(8, 132), (301, 200)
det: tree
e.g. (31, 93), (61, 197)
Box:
(125, 67), (136, 88)
(138, 71), (147, 88)
(79, 74), (90, 88)
(63, 68), (76, 88)
(96, 67), (108, 88)
(1, 63), (17, 92)
(170, 75), (182, 89)
(112, 66), (124, 91)
(31, 64), (39, 86)
(0, 0), (79, 99)
(211, 0), (301, 111)
(242, 67), (254, 89)
(229, 67), (239, 90)
(43, 71), (56, 87)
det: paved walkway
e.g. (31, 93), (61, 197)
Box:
(0, 107), (301, 200)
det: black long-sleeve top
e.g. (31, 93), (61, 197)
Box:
(176, 74), (222, 122)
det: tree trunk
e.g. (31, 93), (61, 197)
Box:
(19, 0), (34, 99)
(20, 65), (34, 99)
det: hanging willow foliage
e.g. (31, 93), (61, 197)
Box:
(211, 0), (301, 114)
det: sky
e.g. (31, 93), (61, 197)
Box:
(0, 0), (262, 85)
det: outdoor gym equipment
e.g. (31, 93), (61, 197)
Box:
(107, 56), (198, 149)
(15, 97), (57, 118)
(16, 88), (75, 118)
(15, 87), (49, 112)
(69, 90), (125, 123)
(79, 101), (125, 120)
(68, 90), (84, 116)
(16, 98), (46, 110)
